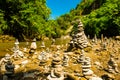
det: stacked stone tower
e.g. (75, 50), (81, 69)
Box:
(69, 20), (88, 50)
(47, 53), (64, 80)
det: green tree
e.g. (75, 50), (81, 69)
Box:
(82, 0), (120, 37)
(0, 0), (50, 40)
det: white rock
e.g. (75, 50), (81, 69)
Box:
(89, 77), (103, 80)
(21, 60), (28, 65)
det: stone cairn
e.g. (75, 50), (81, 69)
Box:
(0, 54), (11, 65)
(38, 52), (48, 65)
(81, 57), (102, 80)
(0, 53), (11, 73)
(108, 55), (119, 74)
(38, 51), (49, 73)
(29, 38), (37, 56)
(94, 34), (97, 44)
(77, 49), (85, 63)
(91, 34), (97, 47)
(38, 41), (50, 74)
(62, 54), (69, 67)
(47, 53), (64, 80)
(100, 34), (109, 51)
(13, 39), (19, 51)
(38, 41), (49, 67)
(12, 39), (19, 56)
(3, 60), (15, 80)
(82, 57), (93, 79)
(12, 39), (24, 59)
(69, 20), (88, 50)
(100, 36), (107, 50)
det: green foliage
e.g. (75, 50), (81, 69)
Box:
(0, 0), (119, 40)
(81, 0), (120, 37)
(55, 0), (120, 38)
(56, 13), (74, 36)
(44, 20), (61, 38)
(0, 0), (51, 40)
(0, 10), (8, 34)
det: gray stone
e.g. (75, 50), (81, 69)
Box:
(0, 53), (11, 65)
(77, 50), (85, 63)
(41, 41), (45, 48)
(12, 39), (19, 52)
(47, 53), (64, 80)
(12, 50), (24, 59)
(62, 54), (69, 66)
(82, 57), (93, 77)
(38, 51), (48, 66)
(89, 76), (102, 80)
(30, 38), (37, 50)
(69, 20), (89, 50)
(94, 61), (103, 69)
(108, 57), (119, 73)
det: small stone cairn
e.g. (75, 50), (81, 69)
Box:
(0, 54), (11, 73)
(29, 38), (37, 55)
(91, 34), (97, 47)
(77, 49), (85, 63)
(12, 39), (24, 59)
(38, 51), (48, 67)
(13, 39), (19, 51)
(100, 35), (109, 51)
(69, 20), (89, 50)
(82, 57), (93, 78)
(81, 57), (102, 80)
(3, 60), (15, 80)
(0, 54), (11, 65)
(94, 34), (97, 44)
(108, 55), (119, 74)
(47, 53), (64, 80)
(62, 54), (69, 67)
(38, 41), (49, 66)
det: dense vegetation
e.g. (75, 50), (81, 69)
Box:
(0, 0), (51, 40)
(0, 0), (120, 40)
(58, 0), (120, 38)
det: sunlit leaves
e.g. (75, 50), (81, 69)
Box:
(80, 0), (120, 37)
(0, 0), (51, 40)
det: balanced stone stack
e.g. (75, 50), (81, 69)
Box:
(62, 54), (69, 66)
(94, 34), (97, 44)
(29, 38), (37, 54)
(108, 56), (119, 74)
(77, 49), (85, 63)
(91, 34), (97, 46)
(47, 53), (64, 80)
(38, 51), (48, 66)
(101, 38), (107, 50)
(0, 54), (11, 65)
(82, 57), (93, 79)
(3, 60), (15, 80)
(51, 53), (62, 69)
(69, 20), (88, 50)
(12, 39), (19, 57)
(14, 39), (19, 52)
(30, 38), (37, 50)
(82, 57), (103, 80)
(0, 54), (11, 73)
(12, 39), (24, 59)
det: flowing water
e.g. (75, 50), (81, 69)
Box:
(0, 38), (70, 59)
